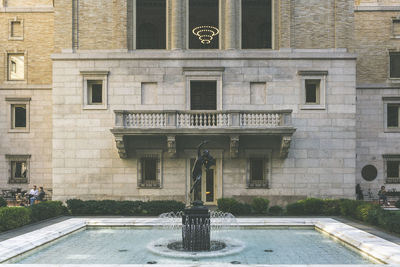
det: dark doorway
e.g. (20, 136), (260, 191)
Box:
(190, 81), (217, 110)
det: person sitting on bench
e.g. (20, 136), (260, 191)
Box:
(378, 186), (389, 206)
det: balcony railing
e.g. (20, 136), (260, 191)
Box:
(114, 110), (292, 129)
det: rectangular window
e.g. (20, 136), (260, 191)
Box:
(8, 54), (24, 81)
(242, 0), (272, 49)
(388, 104), (400, 128)
(12, 104), (26, 128)
(6, 155), (30, 184)
(250, 158), (264, 181)
(88, 81), (103, 104)
(141, 158), (157, 181)
(390, 52), (400, 78)
(81, 71), (109, 110)
(393, 19), (400, 37)
(11, 21), (22, 37)
(137, 151), (162, 188)
(305, 80), (320, 104)
(385, 155), (400, 184)
(136, 0), (166, 49)
(189, 0), (219, 49)
(190, 81), (217, 110)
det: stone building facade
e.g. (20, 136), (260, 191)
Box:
(0, 0), (399, 205)
(0, 0), (54, 195)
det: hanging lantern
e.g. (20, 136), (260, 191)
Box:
(192, 26), (219, 45)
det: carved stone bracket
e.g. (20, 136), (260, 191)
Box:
(167, 135), (176, 158)
(115, 135), (127, 159)
(280, 136), (292, 158)
(230, 135), (239, 158)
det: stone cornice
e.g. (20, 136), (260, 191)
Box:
(52, 49), (356, 61)
(355, 6), (400, 12)
(0, 7), (54, 13)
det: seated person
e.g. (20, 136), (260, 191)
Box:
(15, 193), (25, 206)
(36, 187), (45, 203)
(28, 185), (39, 205)
(378, 186), (389, 206)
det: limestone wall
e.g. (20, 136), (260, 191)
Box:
(356, 88), (400, 196)
(52, 50), (357, 202)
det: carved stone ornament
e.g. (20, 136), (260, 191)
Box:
(115, 135), (127, 159)
(230, 135), (239, 158)
(167, 135), (176, 158)
(280, 136), (292, 158)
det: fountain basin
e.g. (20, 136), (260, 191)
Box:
(1, 218), (399, 265)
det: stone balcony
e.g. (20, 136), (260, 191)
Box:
(111, 110), (296, 159)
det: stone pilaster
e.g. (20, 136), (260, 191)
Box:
(224, 0), (236, 49)
(171, 0), (183, 49)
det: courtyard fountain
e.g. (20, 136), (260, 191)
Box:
(148, 141), (245, 258)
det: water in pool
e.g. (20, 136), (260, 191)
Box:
(8, 227), (375, 264)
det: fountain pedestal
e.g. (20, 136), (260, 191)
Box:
(182, 201), (210, 251)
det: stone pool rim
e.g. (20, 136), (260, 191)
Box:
(0, 217), (399, 266)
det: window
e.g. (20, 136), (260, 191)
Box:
(242, 0), (272, 49)
(8, 54), (24, 81)
(383, 97), (400, 132)
(6, 97), (30, 132)
(6, 155), (30, 184)
(384, 155), (400, 184)
(298, 71), (327, 110)
(392, 19), (400, 38)
(390, 52), (400, 78)
(245, 150), (271, 189)
(137, 150), (162, 188)
(190, 81), (217, 110)
(136, 0), (166, 49)
(305, 80), (320, 104)
(81, 71), (109, 109)
(387, 104), (400, 128)
(9, 18), (23, 40)
(189, 0), (219, 49)
(87, 81), (103, 105)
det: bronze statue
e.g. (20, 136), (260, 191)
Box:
(190, 141), (216, 204)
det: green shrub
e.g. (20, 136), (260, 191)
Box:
(0, 207), (31, 232)
(354, 203), (378, 222)
(322, 199), (341, 216)
(339, 199), (362, 217)
(217, 198), (252, 216)
(366, 206), (384, 226)
(217, 198), (240, 213)
(251, 197), (270, 214)
(269, 205), (284, 216)
(142, 200), (185, 215)
(66, 199), (87, 215)
(303, 198), (325, 215)
(395, 200), (400, 209)
(66, 199), (184, 216)
(286, 201), (305, 215)
(0, 197), (7, 207)
(30, 201), (66, 222)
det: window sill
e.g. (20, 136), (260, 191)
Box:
(138, 182), (161, 189)
(83, 105), (107, 110)
(8, 37), (24, 41)
(8, 180), (28, 184)
(300, 105), (326, 110)
(385, 178), (400, 184)
(247, 183), (269, 189)
(8, 128), (29, 133)
(384, 128), (400, 133)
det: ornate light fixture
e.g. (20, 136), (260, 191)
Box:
(192, 26), (219, 44)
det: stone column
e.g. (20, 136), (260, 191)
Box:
(171, 0), (183, 49)
(224, 0), (236, 49)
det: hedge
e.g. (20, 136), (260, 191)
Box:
(217, 198), (252, 216)
(0, 197), (7, 207)
(66, 199), (185, 216)
(0, 201), (66, 233)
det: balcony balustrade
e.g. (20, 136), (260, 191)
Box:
(111, 110), (295, 159)
(114, 110), (292, 129)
